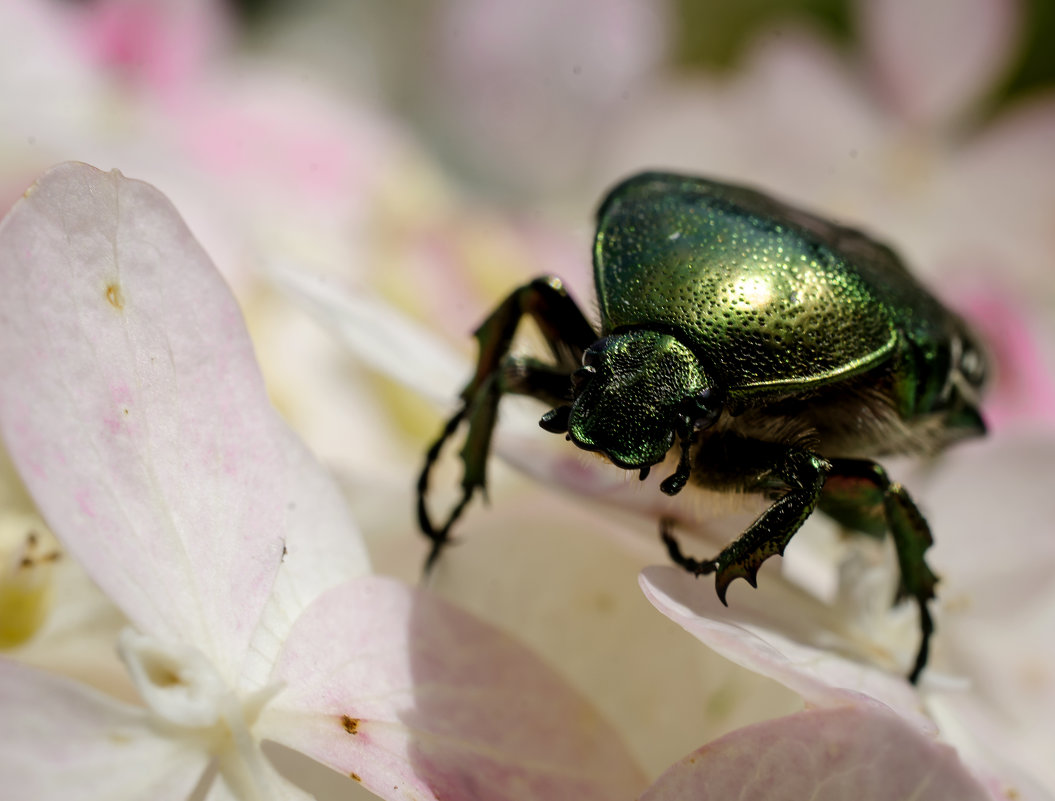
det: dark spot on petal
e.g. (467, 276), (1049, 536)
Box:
(146, 663), (182, 688)
(105, 283), (124, 310)
(341, 715), (359, 734)
(349, 773), (361, 783)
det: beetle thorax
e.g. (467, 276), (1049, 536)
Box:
(564, 330), (715, 470)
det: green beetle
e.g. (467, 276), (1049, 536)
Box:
(418, 171), (987, 683)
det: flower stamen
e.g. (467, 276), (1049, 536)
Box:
(118, 628), (285, 801)
(0, 515), (60, 648)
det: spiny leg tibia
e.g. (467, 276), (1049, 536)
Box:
(659, 440), (830, 603)
(661, 447), (938, 683)
(417, 276), (597, 572)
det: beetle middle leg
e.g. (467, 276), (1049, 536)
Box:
(417, 276), (598, 571)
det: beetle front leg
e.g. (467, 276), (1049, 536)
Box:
(417, 277), (598, 572)
(822, 458), (939, 684)
(424, 356), (577, 570)
(661, 441), (831, 603)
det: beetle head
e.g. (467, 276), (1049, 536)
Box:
(541, 330), (719, 471)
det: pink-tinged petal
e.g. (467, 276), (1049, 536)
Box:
(0, 163), (367, 686)
(0, 658), (207, 800)
(928, 693), (1055, 801)
(916, 432), (1055, 791)
(951, 287), (1055, 432)
(259, 576), (648, 801)
(601, 28), (893, 211)
(925, 433), (1055, 613)
(860, 0), (1022, 126)
(641, 704), (990, 801)
(427, 0), (670, 195)
(938, 98), (1055, 297)
(0, 161), (280, 675)
(639, 566), (933, 733)
(71, 0), (231, 97)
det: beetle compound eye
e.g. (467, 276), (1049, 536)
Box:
(960, 344), (986, 388)
(571, 365), (596, 391)
(687, 388), (721, 430)
(581, 337), (610, 368)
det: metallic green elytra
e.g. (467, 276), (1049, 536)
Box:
(418, 171), (988, 683)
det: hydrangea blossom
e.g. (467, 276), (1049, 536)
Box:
(2, 0), (1051, 797)
(0, 162), (647, 801)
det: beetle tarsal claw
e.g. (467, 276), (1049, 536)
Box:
(713, 558), (762, 605)
(424, 532), (464, 574)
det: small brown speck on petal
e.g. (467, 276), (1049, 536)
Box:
(105, 283), (124, 310)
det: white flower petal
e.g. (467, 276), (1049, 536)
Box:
(239, 421), (373, 691)
(639, 566), (933, 733)
(0, 163), (368, 688)
(0, 657), (207, 801)
(267, 263), (468, 405)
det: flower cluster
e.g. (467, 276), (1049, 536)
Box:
(1, 0), (1053, 798)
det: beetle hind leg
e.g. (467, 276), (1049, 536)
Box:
(821, 458), (939, 683)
